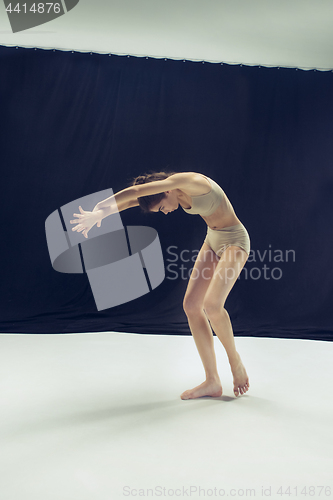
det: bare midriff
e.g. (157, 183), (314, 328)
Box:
(202, 193), (241, 229)
(180, 194), (241, 230)
(178, 187), (241, 230)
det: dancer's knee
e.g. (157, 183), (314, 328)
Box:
(183, 296), (204, 317)
(203, 299), (228, 321)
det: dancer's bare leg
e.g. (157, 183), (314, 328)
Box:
(181, 243), (223, 399)
(203, 246), (249, 397)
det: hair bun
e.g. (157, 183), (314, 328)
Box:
(133, 174), (149, 185)
(131, 170), (176, 189)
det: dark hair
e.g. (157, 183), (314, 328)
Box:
(132, 171), (176, 212)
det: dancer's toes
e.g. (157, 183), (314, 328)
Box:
(232, 355), (249, 398)
(234, 384), (246, 397)
(180, 390), (191, 400)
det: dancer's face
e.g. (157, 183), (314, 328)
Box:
(151, 191), (179, 214)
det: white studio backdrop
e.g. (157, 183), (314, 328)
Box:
(0, 0), (333, 70)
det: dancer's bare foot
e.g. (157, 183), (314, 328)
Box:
(180, 378), (222, 400)
(231, 353), (249, 397)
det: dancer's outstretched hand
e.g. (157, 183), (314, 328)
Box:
(70, 206), (103, 239)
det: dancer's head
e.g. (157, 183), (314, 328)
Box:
(132, 172), (176, 213)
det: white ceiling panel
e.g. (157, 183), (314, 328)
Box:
(0, 0), (333, 70)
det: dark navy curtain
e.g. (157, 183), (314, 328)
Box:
(1, 45), (332, 339)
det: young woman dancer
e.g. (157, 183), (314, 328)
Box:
(70, 172), (250, 399)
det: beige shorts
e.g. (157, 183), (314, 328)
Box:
(204, 223), (251, 258)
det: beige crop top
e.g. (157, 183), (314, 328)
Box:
(182, 177), (224, 216)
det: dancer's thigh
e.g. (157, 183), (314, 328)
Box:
(183, 242), (220, 309)
(204, 245), (248, 310)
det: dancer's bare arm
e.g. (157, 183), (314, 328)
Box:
(97, 172), (208, 210)
(69, 197), (139, 239)
(69, 186), (141, 238)
(70, 172), (207, 238)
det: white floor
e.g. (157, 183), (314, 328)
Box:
(0, 332), (332, 500)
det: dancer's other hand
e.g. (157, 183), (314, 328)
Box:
(70, 206), (103, 239)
